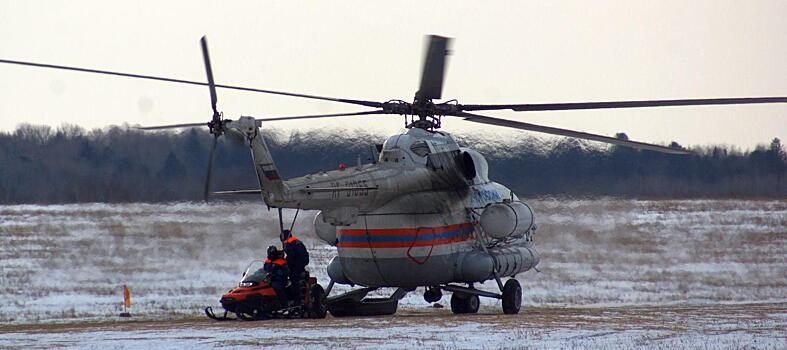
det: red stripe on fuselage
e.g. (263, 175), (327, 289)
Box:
(336, 236), (473, 248)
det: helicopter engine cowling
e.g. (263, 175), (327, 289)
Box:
(480, 201), (535, 239)
(425, 150), (466, 187)
(313, 211), (338, 246)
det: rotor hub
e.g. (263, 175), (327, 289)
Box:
(382, 98), (463, 130)
(207, 117), (225, 136)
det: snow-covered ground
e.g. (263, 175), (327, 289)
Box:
(1, 199), (785, 348)
(1, 304), (784, 349)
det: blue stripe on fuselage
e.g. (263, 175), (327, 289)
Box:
(338, 227), (474, 243)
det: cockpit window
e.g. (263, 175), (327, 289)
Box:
(410, 141), (431, 157)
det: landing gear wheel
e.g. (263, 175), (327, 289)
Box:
(423, 287), (443, 303)
(501, 279), (522, 314)
(308, 284), (328, 319)
(450, 293), (480, 314)
(466, 294), (480, 314)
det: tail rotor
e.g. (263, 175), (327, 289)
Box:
(138, 36), (227, 202)
(200, 36), (224, 202)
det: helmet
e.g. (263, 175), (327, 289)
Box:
(267, 245), (279, 259)
(280, 229), (292, 242)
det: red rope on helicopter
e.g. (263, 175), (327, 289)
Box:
(406, 227), (435, 265)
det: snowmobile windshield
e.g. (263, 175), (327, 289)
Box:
(239, 260), (269, 287)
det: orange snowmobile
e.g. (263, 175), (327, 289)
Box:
(205, 260), (327, 320)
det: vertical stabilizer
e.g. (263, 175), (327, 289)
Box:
(227, 117), (288, 206)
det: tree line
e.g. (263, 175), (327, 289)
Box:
(0, 123), (784, 203)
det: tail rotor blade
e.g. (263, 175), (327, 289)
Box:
(204, 135), (218, 202)
(200, 36), (220, 119)
(416, 35), (452, 101)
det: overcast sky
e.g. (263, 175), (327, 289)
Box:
(1, 0), (785, 149)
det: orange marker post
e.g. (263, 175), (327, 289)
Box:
(119, 284), (132, 317)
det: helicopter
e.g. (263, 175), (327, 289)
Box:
(2, 35), (785, 316)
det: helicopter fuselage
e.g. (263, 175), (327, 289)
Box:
(229, 117), (539, 288)
(332, 180), (526, 287)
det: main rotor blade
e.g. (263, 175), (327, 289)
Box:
(204, 135), (219, 202)
(200, 36), (219, 119)
(135, 122), (206, 130)
(416, 35), (452, 101)
(462, 97), (787, 112)
(458, 112), (691, 155)
(135, 110), (385, 130)
(0, 58), (383, 108)
(254, 110), (385, 123)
